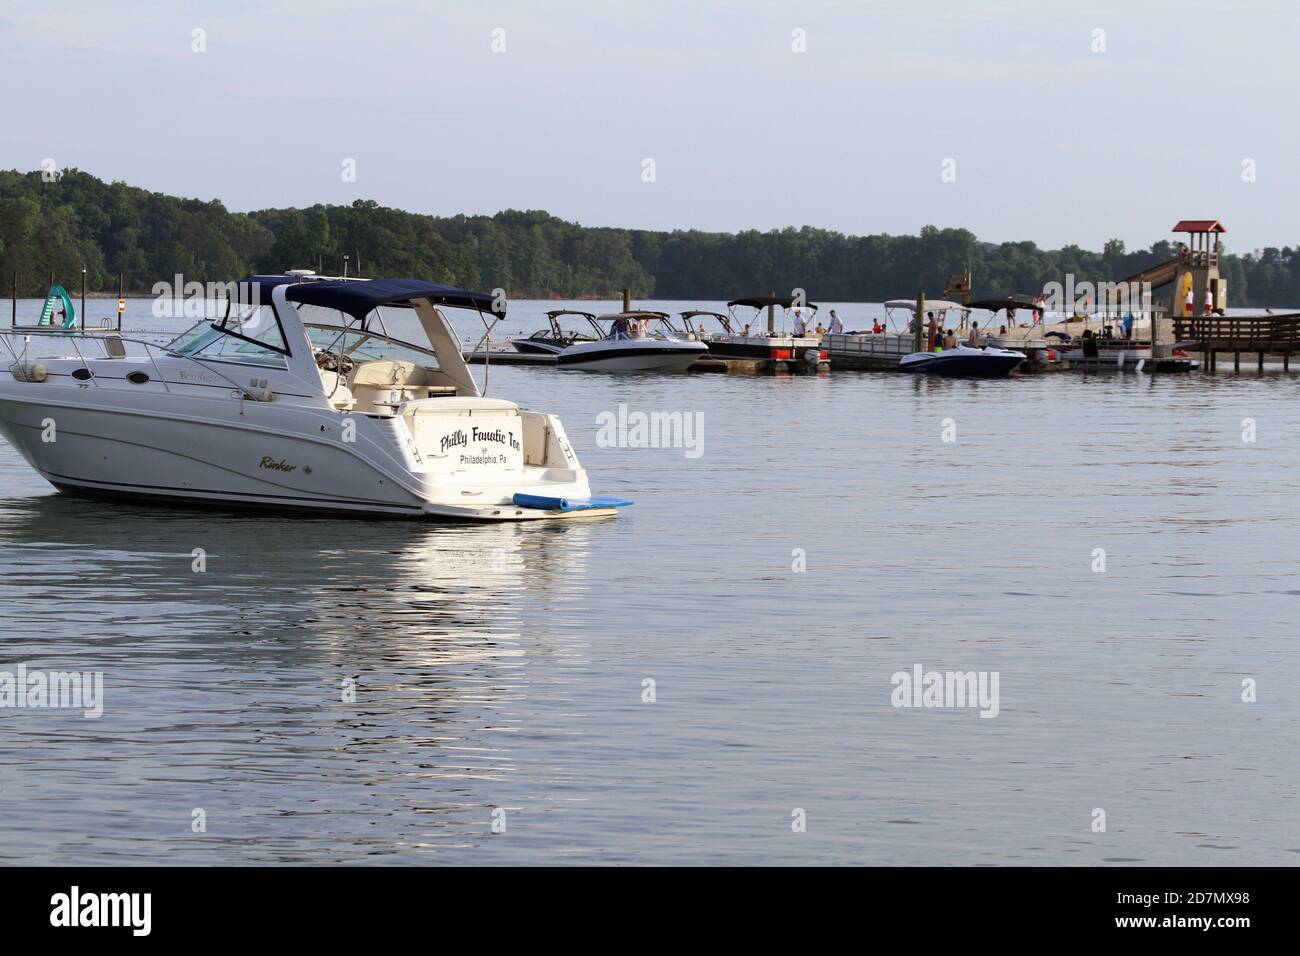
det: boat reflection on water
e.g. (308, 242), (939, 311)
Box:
(0, 493), (597, 652)
(0, 493), (603, 863)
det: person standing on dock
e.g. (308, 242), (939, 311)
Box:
(1204, 286), (1214, 316)
(828, 310), (843, 334)
(1185, 285), (1195, 316)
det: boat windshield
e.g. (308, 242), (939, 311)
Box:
(597, 314), (675, 341)
(684, 314), (729, 336)
(296, 304), (442, 366)
(305, 327), (440, 367)
(166, 303), (289, 367)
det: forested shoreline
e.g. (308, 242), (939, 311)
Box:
(2, 168), (1296, 306)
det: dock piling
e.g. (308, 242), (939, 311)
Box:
(914, 292), (925, 353)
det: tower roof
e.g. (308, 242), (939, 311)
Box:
(1172, 219), (1226, 233)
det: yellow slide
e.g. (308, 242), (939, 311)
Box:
(1118, 257), (1180, 290)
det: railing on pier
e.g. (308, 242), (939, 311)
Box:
(1174, 313), (1300, 354)
(1179, 250), (1218, 269)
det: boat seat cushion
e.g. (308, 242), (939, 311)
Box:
(317, 370), (356, 410)
(349, 359), (431, 388)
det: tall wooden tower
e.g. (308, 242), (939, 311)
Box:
(1170, 220), (1226, 317)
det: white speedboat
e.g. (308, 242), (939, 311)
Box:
(899, 344), (1026, 378)
(555, 311), (706, 372)
(0, 274), (632, 521)
(511, 309), (597, 355)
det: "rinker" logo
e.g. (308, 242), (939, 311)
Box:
(259, 456), (296, 472)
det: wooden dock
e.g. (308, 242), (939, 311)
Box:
(1173, 313), (1300, 371)
(464, 349), (555, 365)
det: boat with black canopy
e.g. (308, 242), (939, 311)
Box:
(511, 309), (598, 355)
(0, 272), (632, 520)
(700, 295), (827, 367)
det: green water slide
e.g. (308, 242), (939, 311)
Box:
(38, 285), (77, 329)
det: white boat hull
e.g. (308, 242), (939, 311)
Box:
(0, 385), (600, 521)
(556, 338), (706, 372)
(899, 345), (1026, 378)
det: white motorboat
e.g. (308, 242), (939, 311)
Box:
(510, 309), (597, 355)
(0, 273), (632, 521)
(899, 343), (1026, 377)
(555, 311), (706, 372)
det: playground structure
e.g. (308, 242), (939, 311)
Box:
(1085, 219), (1300, 370)
(1114, 219), (1227, 320)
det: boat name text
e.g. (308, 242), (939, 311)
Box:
(439, 428), (520, 454)
(259, 456), (297, 472)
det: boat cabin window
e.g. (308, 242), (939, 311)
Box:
(213, 303), (289, 354)
(165, 303), (290, 368)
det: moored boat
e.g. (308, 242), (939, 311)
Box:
(555, 311), (707, 372)
(696, 295), (827, 367)
(899, 343), (1026, 378)
(511, 309), (598, 355)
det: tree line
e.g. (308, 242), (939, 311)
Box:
(1, 168), (1294, 308)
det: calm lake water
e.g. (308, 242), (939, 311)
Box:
(1, 297), (1298, 865)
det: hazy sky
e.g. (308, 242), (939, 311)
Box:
(2, 0), (1296, 252)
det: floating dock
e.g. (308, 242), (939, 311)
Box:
(463, 349), (555, 365)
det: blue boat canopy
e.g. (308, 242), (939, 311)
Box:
(237, 275), (504, 318)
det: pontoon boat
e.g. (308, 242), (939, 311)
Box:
(704, 296), (827, 367)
